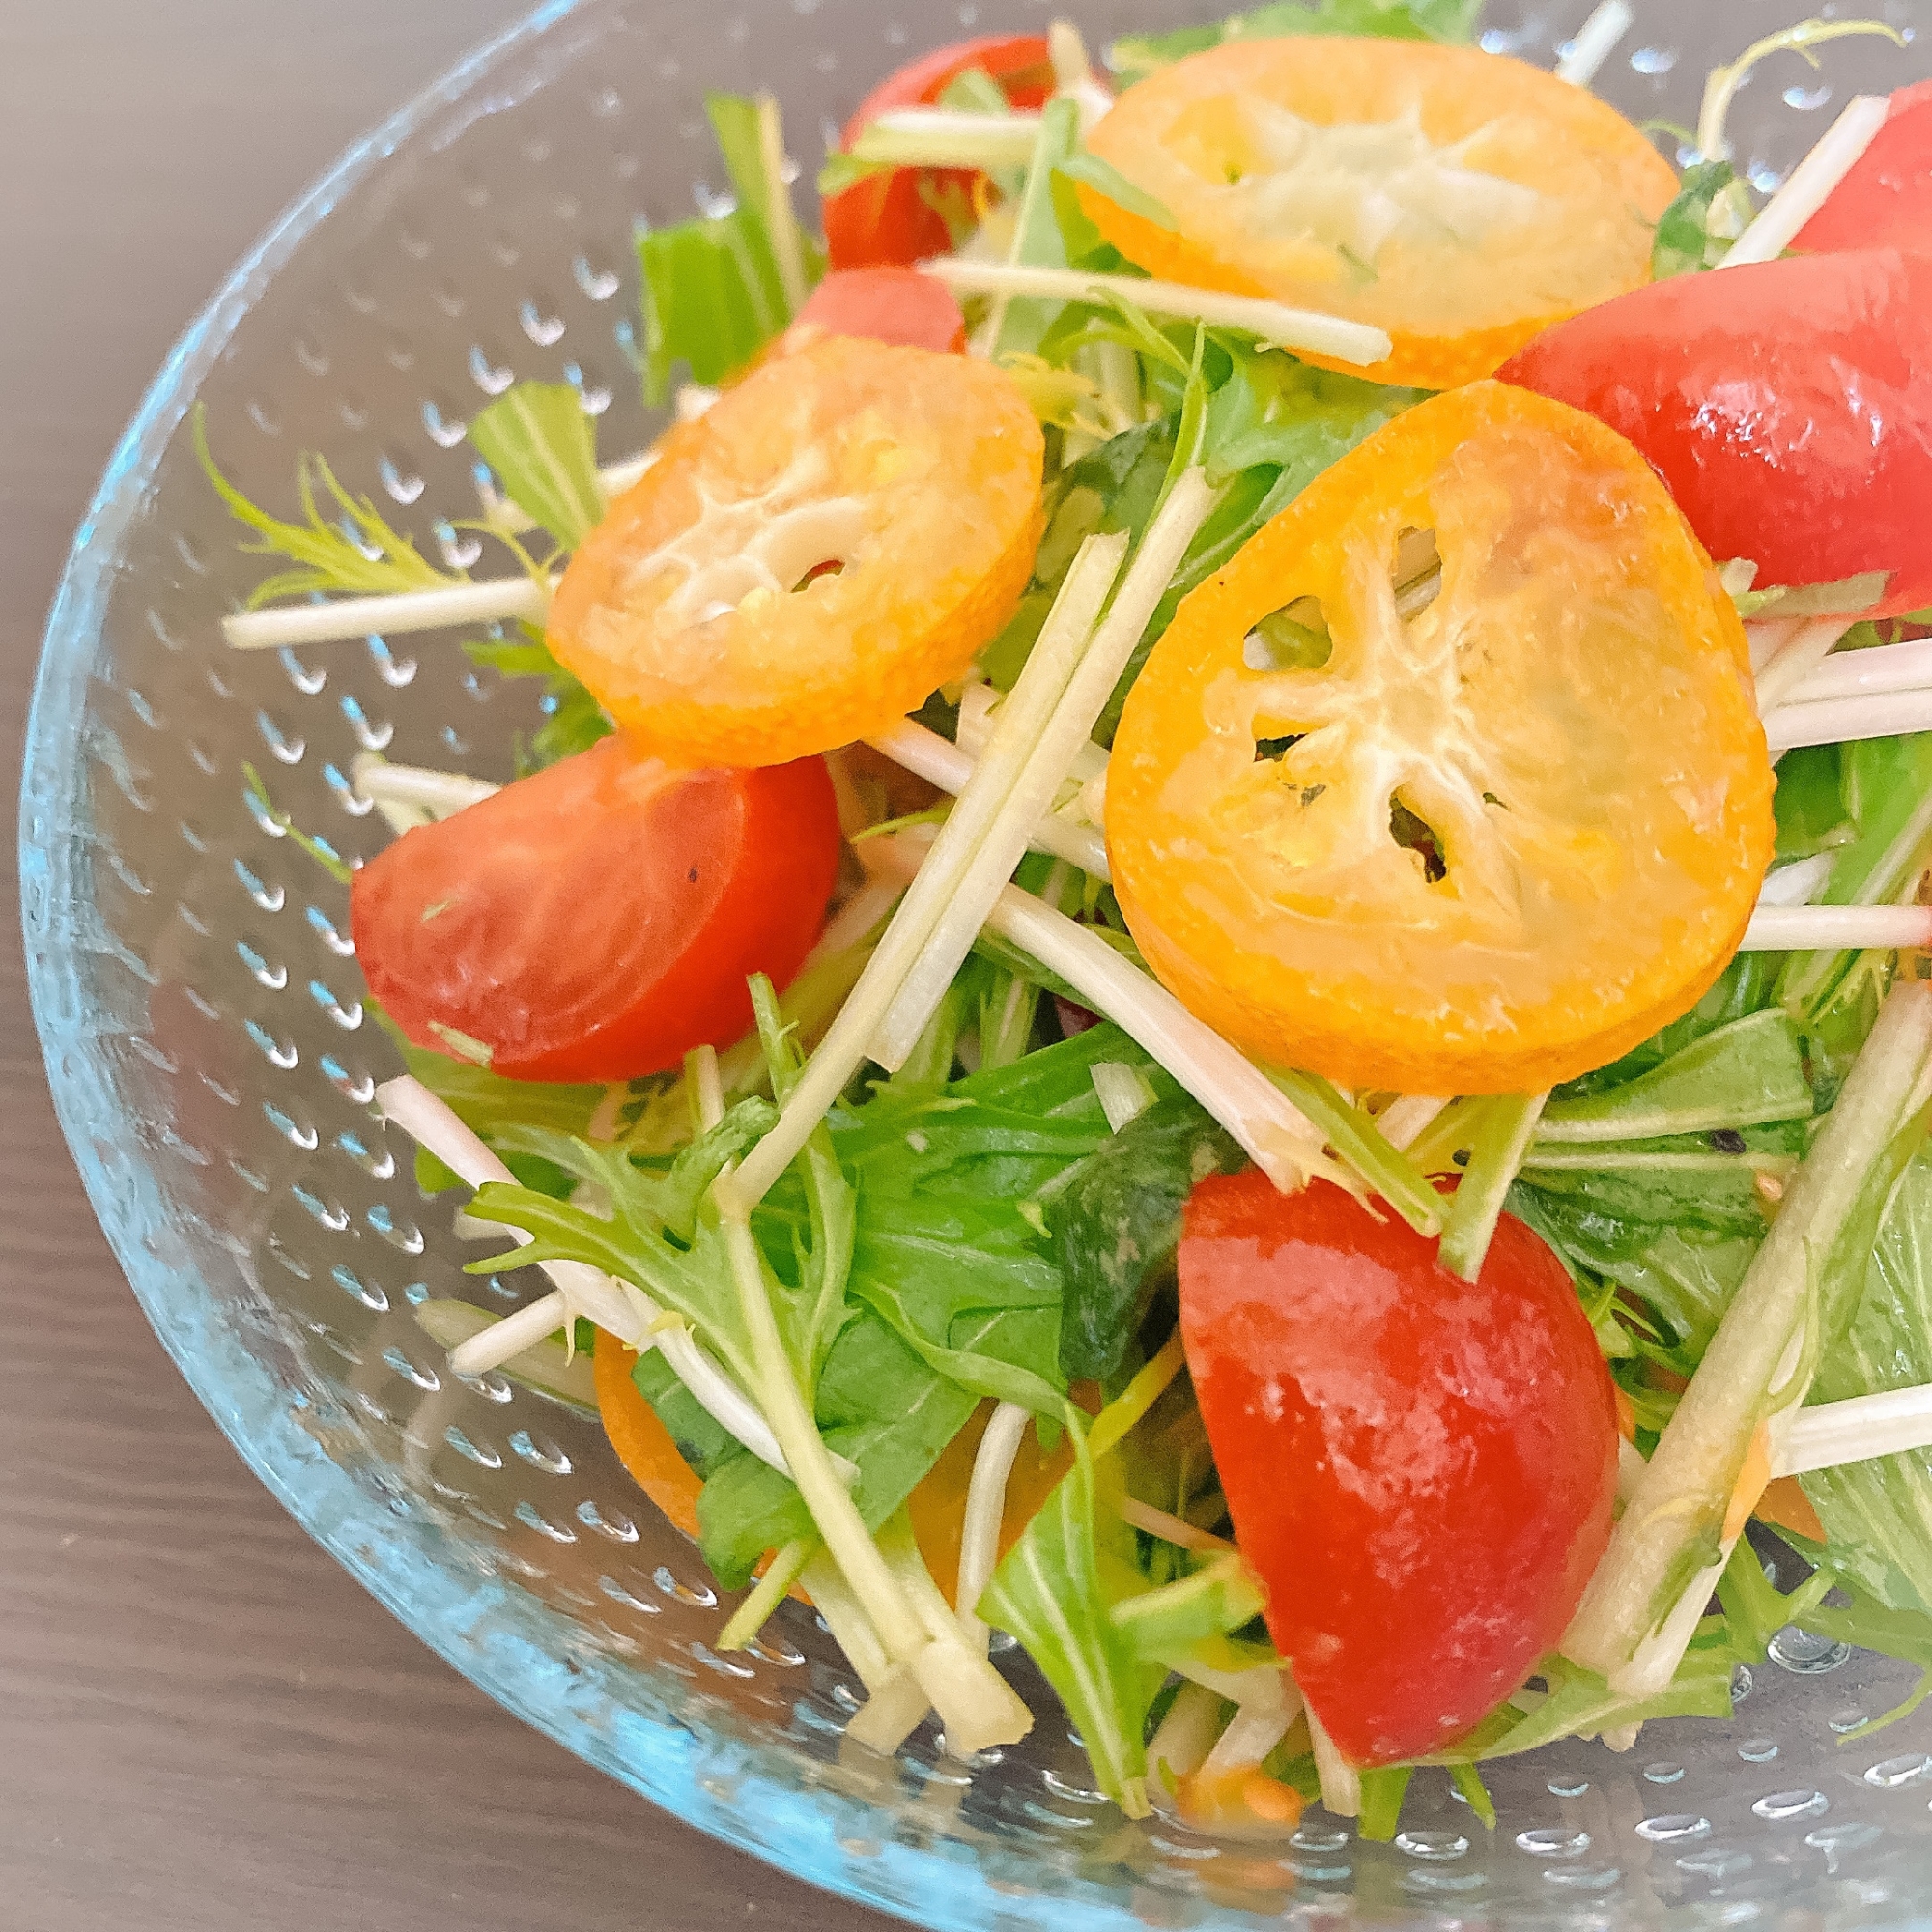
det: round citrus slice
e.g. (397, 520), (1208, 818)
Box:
(1082, 38), (1678, 389)
(549, 334), (1044, 766)
(1107, 381), (1774, 1096)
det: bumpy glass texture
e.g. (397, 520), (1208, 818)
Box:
(18, 1), (1932, 1923)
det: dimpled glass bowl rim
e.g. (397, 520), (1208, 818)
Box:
(20, 1), (1932, 1926)
(14, 6), (1014, 1922)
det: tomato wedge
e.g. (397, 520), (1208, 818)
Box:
(549, 335), (1043, 767)
(786, 267), (967, 355)
(1179, 1171), (1618, 1767)
(1500, 248), (1932, 618)
(352, 734), (840, 1083)
(1081, 38), (1676, 388)
(1107, 381), (1773, 1095)
(1794, 78), (1932, 256)
(824, 33), (1057, 270)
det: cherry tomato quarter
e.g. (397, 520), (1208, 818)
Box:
(1794, 78), (1932, 257)
(352, 734), (841, 1083)
(1107, 381), (1774, 1096)
(786, 267), (968, 354)
(1179, 1171), (1619, 1766)
(1499, 247), (1932, 617)
(823, 33), (1057, 270)
(1082, 37), (1677, 388)
(549, 335), (1044, 766)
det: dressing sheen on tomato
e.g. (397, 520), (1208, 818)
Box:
(823, 33), (1056, 269)
(1500, 247), (1932, 616)
(352, 734), (841, 1083)
(1179, 1172), (1619, 1767)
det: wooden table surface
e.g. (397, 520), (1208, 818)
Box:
(0, 6), (898, 1926)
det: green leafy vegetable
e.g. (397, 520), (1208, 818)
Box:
(463, 629), (613, 771)
(1047, 1094), (1244, 1383)
(1803, 1149), (1932, 1618)
(639, 213), (787, 403)
(981, 339), (1422, 735)
(467, 382), (605, 551)
(194, 403), (460, 606)
(242, 763), (351, 885)
(639, 92), (819, 405)
(1356, 1767), (1414, 1842)
(1054, 149), (1178, 232)
(1650, 160), (1754, 278)
(980, 1419), (1162, 1817)
(1537, 1010), (1814, 1144)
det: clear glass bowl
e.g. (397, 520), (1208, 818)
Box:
(21, 1), (1932, 1922)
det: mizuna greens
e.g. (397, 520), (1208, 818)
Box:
(205, 0), (1932, 1847)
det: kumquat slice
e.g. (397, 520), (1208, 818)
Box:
(1106, 382), (1775, 1096)
(549, 334), (1044, 766)
(1082, 38), (1679, 389)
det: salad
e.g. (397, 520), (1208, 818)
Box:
(205, 0), (1932, 1841)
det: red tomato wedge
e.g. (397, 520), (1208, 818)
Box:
(786, 267), (967, 354)
(1500, 247), (1932, 617)
(823, 33), (1057, 270)
(1795, 78), (1932, 256)
(352, 734), (841, 1083)
(1179, 1172), (1618, 1767)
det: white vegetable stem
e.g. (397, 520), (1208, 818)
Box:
(351, 754), (499, 821)
(754, 91), (810, 316)
(1047, 19), (1113, 130)
(1788, 637), (1932, 706)
(413, 1297), (597, 1408)
(855, 107), (1046, 171)
(1202, 1698), (1299, 1778)
(956, 1401), (1032, 1654)
(1554, 0), (1634, 87)
(1563, 981), (1932, 1695)
(1742, 905), (1932, 952)
(866, 721), (1109, 876)
(723, 531), (1127, 1210)
(1092, 1061), (1157, 1133)
(1753, 617), (1852, 713)
(1303, 1700), (1360, 1819)
(223, 574), (554, 650)
(921, 258), (1393, 368)
(1756, 853), (1836, 909)
(1147, 1682), (1226, 1784)
(869, 836), (1330, 1191)
(1765, 687), (1932, 753)
(1723, 93), (1890, 268)
(872, 469), (1219, 1069)
(1779, 1384), (1932, 1477)
(376, 1075), (795, 1475)
(1377, 1094), (1448, 1151)
(718, 1204), (1035, 1754)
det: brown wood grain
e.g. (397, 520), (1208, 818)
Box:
(0, 7), (898, 1926)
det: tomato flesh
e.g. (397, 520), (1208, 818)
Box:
(823, 33), (1057, 270)
(1179, 1172), (1618, 1766)
(788, 267), (967, 354)
(352, 734), (841, 1083)
(1795, 79), (1932, 256)
(1499, 247), (1932, 617)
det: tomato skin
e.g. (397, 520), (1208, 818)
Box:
(1179, 1172), (1618, 1767)
(1795, 79), (1932, 256)
(823, 33), (1057, 270)
(787, 267), (967, 354)
(352, 735), (840, 1083)
(1499, 248), (1932, 617)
